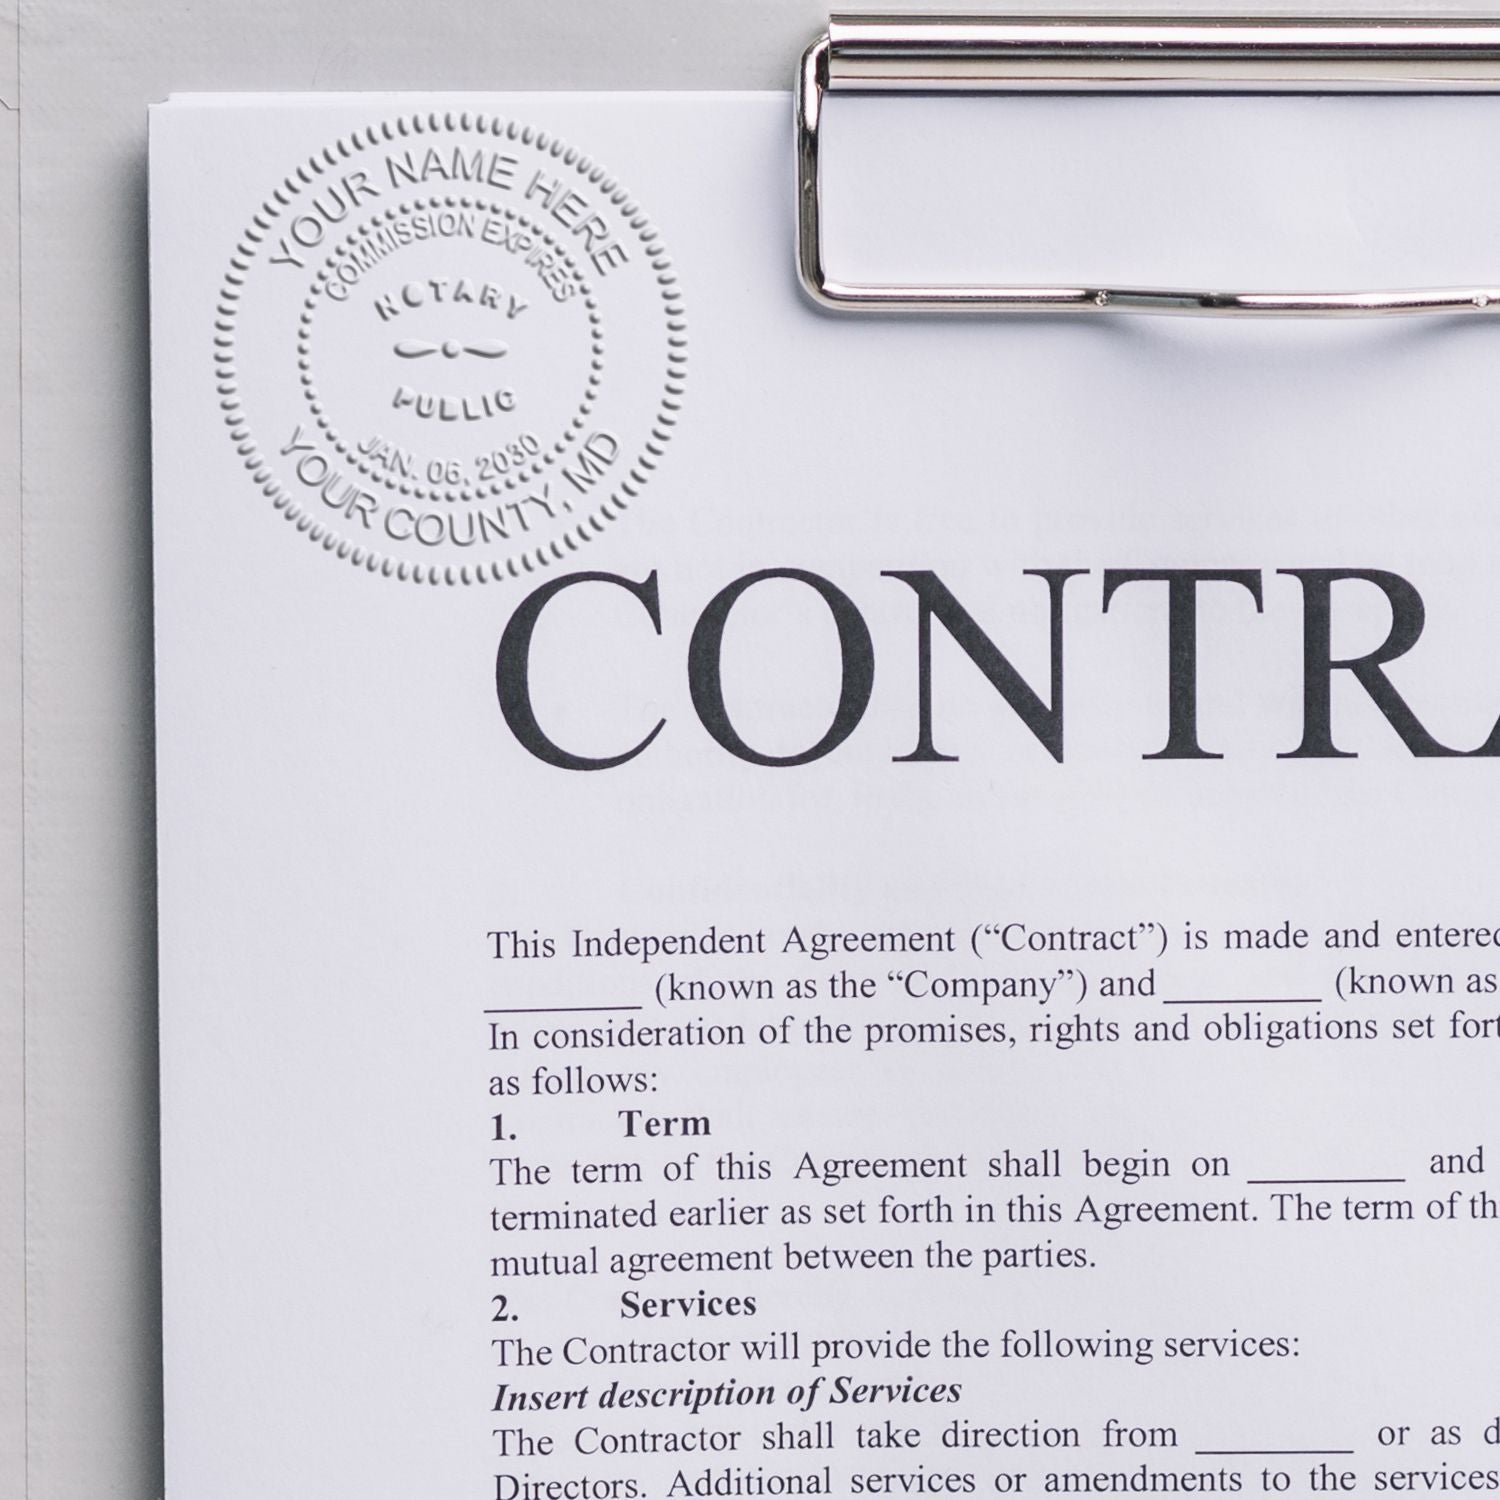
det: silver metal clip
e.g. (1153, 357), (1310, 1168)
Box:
(796, 14), (1500, 315)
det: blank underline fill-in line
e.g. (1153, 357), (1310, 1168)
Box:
(1196, 1450), (1355, 1458)
(1246, 1178), (1406, 1186)
(484, 1006), (643, 1015)
(1162, 998), (1323, 1006)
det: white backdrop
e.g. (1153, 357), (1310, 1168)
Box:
(8, 2), (1478, 1496)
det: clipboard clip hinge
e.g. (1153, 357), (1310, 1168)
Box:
(796, 14), (1500, 316)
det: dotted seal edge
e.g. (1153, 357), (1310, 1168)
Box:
(214, 109), (688, 589)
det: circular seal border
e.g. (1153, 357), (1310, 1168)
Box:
(216, 110), (688, 587)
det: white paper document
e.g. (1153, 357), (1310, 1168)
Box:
(151, 91), (1500, 1500)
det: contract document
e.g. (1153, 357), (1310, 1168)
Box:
(151, 86), (1500, 1500)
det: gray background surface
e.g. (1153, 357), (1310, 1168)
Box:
(6, 1), (1455, 1495)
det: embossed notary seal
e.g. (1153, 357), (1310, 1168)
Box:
(217, 111), (686, 585)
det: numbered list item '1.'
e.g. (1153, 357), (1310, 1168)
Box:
(151, 89), (1500, 1500)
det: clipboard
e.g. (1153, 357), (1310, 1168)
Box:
(148, 17), (1500, 1500)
